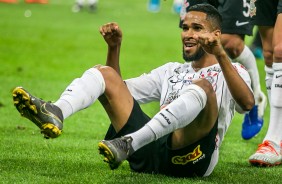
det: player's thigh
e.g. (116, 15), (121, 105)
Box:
(220, 34), (245, 58)
(259, 26), (274, 67)
(251, 0), (278, 26)
(97, 66), (134, 132)
(171, 79), (218, 149)
(273, 13), (282, 62)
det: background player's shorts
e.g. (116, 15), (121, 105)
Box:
(250, 0), (282, 26)
(180, 0), (253, 35)
(217, 0), (253, 35)
(104, 99), (219, 177)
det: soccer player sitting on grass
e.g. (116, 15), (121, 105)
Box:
(13, 4), (254, 177)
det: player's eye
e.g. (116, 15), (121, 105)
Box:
(193, 26), (202, 32)
(182, 25), (188, 31)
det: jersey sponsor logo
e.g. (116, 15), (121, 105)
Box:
(171, 145), (203, 165)
(235, 20), (249, 27)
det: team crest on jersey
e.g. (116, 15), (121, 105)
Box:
(250, 0), (257, 18)
(205, 76), (214, 84)
(171, 145), (204, 165)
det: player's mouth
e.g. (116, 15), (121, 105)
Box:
(184, 41), (197, 52)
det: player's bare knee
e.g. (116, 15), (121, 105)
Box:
(193, 79), (214, 98)
(95, 66), (117, 81)
(263, 50), (273, 66)
(95, 66), (123, 96)
(221, 35), (244, 58)
(273, 43), (282, 62)
(93, 64), (103, 69)
(224, 42), (244, 59)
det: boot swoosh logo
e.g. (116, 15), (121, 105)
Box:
(235, 21), (249, 26)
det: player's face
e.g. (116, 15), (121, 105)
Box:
(181, 11), (212, 61)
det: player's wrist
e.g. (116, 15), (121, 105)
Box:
(215, 50), (228, 61)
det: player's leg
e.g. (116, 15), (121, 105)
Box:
(88, 0), (98, 12)
(169, 79), (218, 150)
(13, 65), (134, 139)
(94, 66), (134, 132)
(99, 78), (218, 170)
(250, 14), (282, 167)
(250, 28), (263, 59)
(249, 0), (282, 167)
(72, 0), (84, 13)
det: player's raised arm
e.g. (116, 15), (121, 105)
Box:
(200, 31), (254, 111)
(99, 22), (123, 76)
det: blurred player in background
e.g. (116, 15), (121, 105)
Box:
(147, 0), (184, 14)
(248, 0), (282, 167)
(72, 0), (98, 13)
(180, 0), (267, 140)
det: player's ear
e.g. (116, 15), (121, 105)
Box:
(213, 29), (221, 37)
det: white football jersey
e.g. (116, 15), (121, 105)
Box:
(125, 61), (252, 145)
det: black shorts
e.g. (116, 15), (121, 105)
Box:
(250, 0), (282, 26)
(104, 99), (218, 177)
(217, 0), (253, 35)
(181, 0), (253, 35)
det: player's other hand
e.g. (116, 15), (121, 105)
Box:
(100, 22), (122, 48)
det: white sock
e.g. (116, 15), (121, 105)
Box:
(54, 68), (105, 119)
(264, 66), (274, 104)
(127, 84), (207, 151)
(264, 63), (282, 145)
(233, 45), (262, 104)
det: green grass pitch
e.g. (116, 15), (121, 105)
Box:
(0, 0), (281, 183)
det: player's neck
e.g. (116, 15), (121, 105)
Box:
(192, 54), (218, 71)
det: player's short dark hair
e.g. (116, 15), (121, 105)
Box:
(187, 4), (222, 30)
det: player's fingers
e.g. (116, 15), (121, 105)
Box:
(100, 23), (114, 35)
(113, 25), (121, 34)
(99, 26), (106, 36)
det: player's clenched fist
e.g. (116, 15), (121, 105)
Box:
(99, 22), (122, 48)
(193, 31), (225, 57)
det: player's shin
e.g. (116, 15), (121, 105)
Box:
(264, 63), (282, 144)
(265, 66), (274, 104)
(128, 84), (207, 151)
